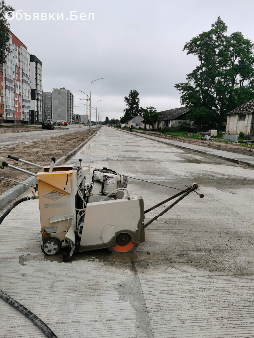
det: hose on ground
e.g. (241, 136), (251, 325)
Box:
(0, 197), (31, 224)
(0, 290), (57, 338)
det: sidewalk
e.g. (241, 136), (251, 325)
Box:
(127, 130), (254, 167)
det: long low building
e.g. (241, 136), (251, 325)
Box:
(157, 107), (190, 129)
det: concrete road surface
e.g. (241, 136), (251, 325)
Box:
(1, 126), (254, 337)
(0, 124), (91, 148)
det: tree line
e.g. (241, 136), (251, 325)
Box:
(119, 18), (254, 131)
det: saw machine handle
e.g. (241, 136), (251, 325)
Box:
(7, 155), (19, 161)
(144, 184), (201, 228)
(7, 155), (43, 168)
(1, 161), (36, 177)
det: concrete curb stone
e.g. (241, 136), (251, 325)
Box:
(0, 130), (99, 209)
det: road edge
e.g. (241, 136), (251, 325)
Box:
(0, 129), (99, 209)
(117, 128), (254, 168)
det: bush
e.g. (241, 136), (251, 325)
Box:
(238, 132), (250, 140)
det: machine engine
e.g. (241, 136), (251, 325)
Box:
(88, 167), (128, 202)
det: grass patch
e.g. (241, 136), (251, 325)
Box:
(161, 129), (201, 139)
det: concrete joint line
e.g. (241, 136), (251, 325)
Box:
(0, 130), (99, 209)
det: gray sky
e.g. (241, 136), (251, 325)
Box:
(7, 0), (254, 120)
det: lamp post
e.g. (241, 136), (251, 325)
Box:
(90, 77), (105, 133)
(79, 90), (90, 126)
(96, 100), (102, 125)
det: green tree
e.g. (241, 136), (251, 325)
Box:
(175, 17), (254, 130)
(104, 116), (109, 125)
(122, 89), (140, 122)
(140, 106), (159, 129)
(0, 0), (15, 64)
(109, 118), (119, 125)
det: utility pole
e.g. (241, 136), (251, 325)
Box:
(90, 77), (105, 134)
(89, 90), (91, 133)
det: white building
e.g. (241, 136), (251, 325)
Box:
(52, 88), (74, 124)
(226, 100), (254, 138)
(126, 115), (143, 128)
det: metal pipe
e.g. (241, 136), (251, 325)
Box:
(144, 188), (190, 214)
(8, 155), (43, 168)
(144, 186), (197, 228)
(2, 162), (36, 176)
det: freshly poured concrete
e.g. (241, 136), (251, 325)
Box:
(1, 127), (254, 337)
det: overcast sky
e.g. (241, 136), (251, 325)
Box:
(7, 0), (254, 120)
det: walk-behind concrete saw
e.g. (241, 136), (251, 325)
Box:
(0, 155), (203, 261)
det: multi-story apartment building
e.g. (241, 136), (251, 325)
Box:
(30, 55), (43, 123)
(42, 92), (52, 121)
(0, 31), (31, 122)
(52, 88), (74, 124)
(0, 32), (43, 124)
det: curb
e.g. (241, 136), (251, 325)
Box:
(117, 128), (254, 169)
(0, 130), (99, 209)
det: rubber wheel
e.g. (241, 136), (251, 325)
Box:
(42, 237), (61, 256)
(109, 233), (139, 253)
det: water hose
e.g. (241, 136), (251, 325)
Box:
(0, 290), (57, 338)
(0, 196), (31, 224)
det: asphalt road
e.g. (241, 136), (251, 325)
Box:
(0, 124), (91, 148)
(1, 126), (254, 337)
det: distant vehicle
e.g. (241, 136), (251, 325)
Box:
(42, 120), (54, 130)
(56, 121), (68, 126)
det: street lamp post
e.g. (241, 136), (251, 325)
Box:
(90, 77), (105, 133)
(79, 90), (90, 128)
(96, 100), (102, 125)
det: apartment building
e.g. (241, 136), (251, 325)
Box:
(52, 88), (74, 124)
(30, 55), (43, 123)
(0, 31), (43, 123)
(0, 32), (31, 122)
(42, 92), (52, 121)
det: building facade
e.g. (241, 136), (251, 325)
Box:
(52, 88), (74, 124)
(226, 100), (254, 138)
(30, 55), (43, 123)
(0, 31), (31, 123)
(0, 31), (43, 124)
(157, 107), (189, 129)
(80, 114), (88, 124)
(42, 92), (52, 121)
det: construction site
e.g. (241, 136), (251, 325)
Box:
(1, 126), (254, 337)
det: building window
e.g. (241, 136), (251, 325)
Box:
(238, 114), (246, 121)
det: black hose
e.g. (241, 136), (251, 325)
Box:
(0, 197), (30, 224)
(0, 290), (57, 338)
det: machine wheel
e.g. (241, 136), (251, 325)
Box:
(42, 237), (61, 256)
(109, 233), (138, 253)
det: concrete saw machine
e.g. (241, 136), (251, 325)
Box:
(1, 155), (203, 261)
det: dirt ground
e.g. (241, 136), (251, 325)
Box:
(0, 125), (47, 133)
(0, 128), (98, 194)
(134, 129), (254, 156)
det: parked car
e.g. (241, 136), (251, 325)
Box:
(42, 120), (54, 130)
